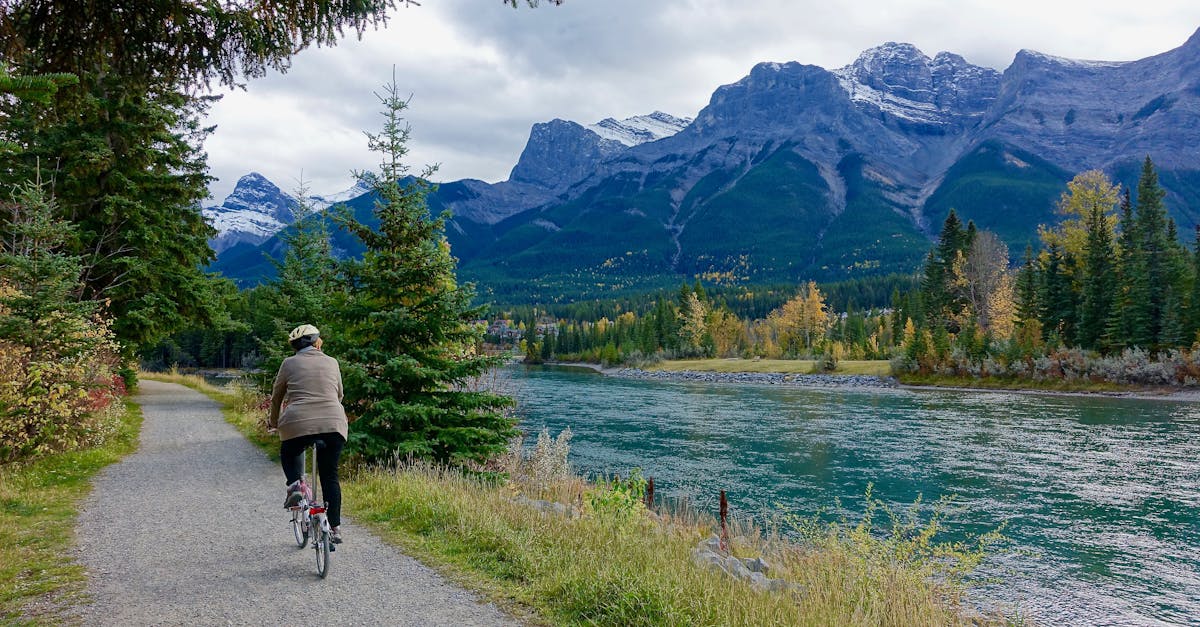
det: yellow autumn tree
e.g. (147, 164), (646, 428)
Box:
(678, 291), (709, 356)
(770, 281), (830, 357)
(707, 309), (745, 358)
(1039, 170), (1120, 265)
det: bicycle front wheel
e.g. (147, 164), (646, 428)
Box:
(314, 521), (331, 578)
(291, 510), (309, 548)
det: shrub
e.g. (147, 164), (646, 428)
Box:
(0, 323), (124, 462)
(0, 183), (126, 463)
(585, 468), (648, 523)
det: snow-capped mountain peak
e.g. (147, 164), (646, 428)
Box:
(832, 42), (1001, 125)
(587, 111), (693, 147)
(203, 173), (378, 253)
(310, 178), (374, 210)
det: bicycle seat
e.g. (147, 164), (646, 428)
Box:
(313, 439), (326, 450)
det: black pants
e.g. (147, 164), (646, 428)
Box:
(280, 432), (345, 528)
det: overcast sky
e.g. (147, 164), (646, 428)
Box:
(202, 0), (1200, 202)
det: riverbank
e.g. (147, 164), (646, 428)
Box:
(542, 360), (1200, 401)
(615, 368), (897, 389)
(167, 372), (1007, 626)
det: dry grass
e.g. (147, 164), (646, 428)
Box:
(346, 465), (1003, 626)
(650, 359), (892, 376)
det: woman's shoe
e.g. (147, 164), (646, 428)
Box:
(284, 480), (305, 508)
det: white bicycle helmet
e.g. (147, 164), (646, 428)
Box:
(288, 324), (320, 342)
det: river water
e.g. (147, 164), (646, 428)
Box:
(508, 365), (1200, 625)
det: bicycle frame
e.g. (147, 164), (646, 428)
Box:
(289, 440), (333, 577)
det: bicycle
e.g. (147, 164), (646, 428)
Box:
(287, 439), (334, 578)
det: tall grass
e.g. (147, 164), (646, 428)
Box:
(346, 464), (1003, 626)
(0, 400), (141, 623)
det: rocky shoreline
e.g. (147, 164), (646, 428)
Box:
(610, 368), (898, 389)
(537, 362), (1200, 402)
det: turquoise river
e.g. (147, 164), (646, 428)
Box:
(508, 365), (1200, 625)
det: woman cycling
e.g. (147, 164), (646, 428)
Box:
(268, 324), (348, 543)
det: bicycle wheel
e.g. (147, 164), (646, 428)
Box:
(314, 519), (331, 578)
(291, 509), (309, 548)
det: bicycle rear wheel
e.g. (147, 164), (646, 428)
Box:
(291, 509), (309, 548)
(314, 519), (331, 578)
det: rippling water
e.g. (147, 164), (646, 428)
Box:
(508, 365), (1200, 625)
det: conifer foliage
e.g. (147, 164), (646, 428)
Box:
(335, 82), (516, 464)
(0, 182), (122, 461)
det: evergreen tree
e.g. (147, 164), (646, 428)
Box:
(334, 81), (515, 464)
(1189, 227), (1200, 344)
(258, 181), (336, 384)
(1105, 188), (1136, 349)
(922, 209), (969, 331)
(1039, 242), (1076, 345)
(1015, 245), (1040, 326)
(1128, 157), (1169, 349)
(0, 67), (221, 352)
(0, 181), (101, 361)
(1078, 198), (1116, 350)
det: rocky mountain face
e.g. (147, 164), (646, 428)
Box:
(203, 173), (296, 253)
(213, 29), (1200, 302)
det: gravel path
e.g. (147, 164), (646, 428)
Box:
(74, 380), (520, 626)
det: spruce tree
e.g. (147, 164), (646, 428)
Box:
(1015, 245), (1040, 326)
(258, 180), (336, 386)
(1160, 219), (1190, 349)
(922, 209), (969, 331)
(0, 182), (100, 361)
(334, 81), (515, 464)
(1039, 242), (1076, 345)
(1105, 188), (1136, 349)
(1128, 157), (1169, 349)
(1189, 226), (1200, 344)
(1078, 199), (1116, 350)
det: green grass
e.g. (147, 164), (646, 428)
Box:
(0, 400), (142, 623)
(650, 359), (892, 376)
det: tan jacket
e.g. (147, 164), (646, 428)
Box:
(269, 348), (349, 442)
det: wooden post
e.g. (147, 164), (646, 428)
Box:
(645, 477), (655, 509)
(719, 490), (729, 553)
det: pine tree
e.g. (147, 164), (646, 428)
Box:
(1039, 242), (1076, 345)
(1, 72), (220, 352)
(1105, 188), (1137, 349)
(1078, 198), (1116, 350)
(271, 180), (334, 328)
(1015, 245), (1040, 326)
(1128, 157), (1169, 349)
(1189, 226), (1200, 344)
(1160, 219), (1190, 349)
(334, 81), (515, 464)
(922, 210), (969, 331)
(0, 181), (101, 361)
(257, 180), (337, 386)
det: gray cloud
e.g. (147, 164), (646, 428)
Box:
(203, 0), (1200, 202)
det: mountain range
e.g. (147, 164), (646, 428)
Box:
(209, 29), (1200, 303)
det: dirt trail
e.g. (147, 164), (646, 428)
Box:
(74, 380), (519, 626)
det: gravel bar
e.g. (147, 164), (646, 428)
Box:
(73, 380), (519, 626)
(612, 368), (898, 389)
